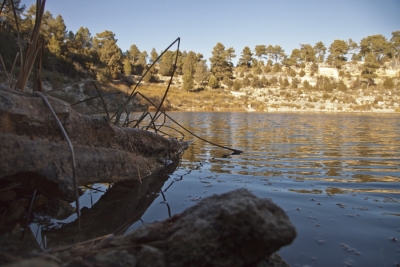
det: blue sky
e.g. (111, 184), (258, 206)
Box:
(22, 0), (399, 64)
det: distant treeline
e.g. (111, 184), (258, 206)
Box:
(0, 1), (399, 91)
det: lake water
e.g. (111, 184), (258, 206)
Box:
(39, 112), (400, 266)
(135, 112), (400, 266)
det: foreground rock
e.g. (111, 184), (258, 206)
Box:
(1, 189), (296, 267)
(0, 85), (187, 199)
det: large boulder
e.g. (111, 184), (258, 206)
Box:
(0, 85), (187, 199)
(121, 188), (296, 267)
(1, 189), (295, 267)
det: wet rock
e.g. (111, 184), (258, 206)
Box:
(257, 253), (290, 267)
(1, 189), (296, 267)
(94, 249), (137, 267)
(33, 194), (47, 207)
(2, 258), (59, 267)
(0, 224), (41, 261)
(129, 188), (297, 267)
(43, 199), (76, 220)
(1, 206), (25, 225)
(0, 190), (16, 202)
(136, 245), (165, 267)
(0, 85), (188, 199)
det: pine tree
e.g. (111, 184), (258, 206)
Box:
(182, 73), (194, 91)
(93, 30), (122, 79)
(182, 51), (197, 76)
(0, 0), (25, 33)
(123, 58), (132, 75)
(209, 42), (236, 81)
(391, 31), (400, 68)
(194, 60), (208, 87)
(159, 51), (175, 76)
(142, 66), (153, 83)
(238, 46), (253, 68)
(267, 45), (285, 63)
(48, 35), (62, 57)
(361, 53), (379, 90)
(255, 45), (267, 61)
(327, 39), (349, 69)
(129, 44), (140, 63)
(359, 34), (391, 65)
(150, 48), (159, 64)
(208, 75), (218, 89)
(314, 41), (327, 63)
(299, 44), (316, 63)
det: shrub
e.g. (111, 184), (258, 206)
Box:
(289, 69), (297, 78)
(374, 95), (383, 104)
(264, 65), (272, 73)
(253, 65), (263, 75)
(337, 80), (348, 92)
(242, 77), (250, 87)
(383, 77), (394, 89)
(208, 75), (218, 89)
(322, 93), (330, 100)
(96, 67), (112, 83)
(232, 80), (242, 91)
(291, 78), (300, 89)
(351, 77), (361, 89)
(299, 69), (306, 77)
(303, 80), (311, 90)
(272, 63), (282, 73)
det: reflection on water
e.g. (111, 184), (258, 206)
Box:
(34, 157), (181, 248)
(139, 112), (400, 266)
(172, 112), (400, 192)
(33, 112), (400, 266)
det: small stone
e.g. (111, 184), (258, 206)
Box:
(0, 190), (16, 202)
(33, 195), (47, 207)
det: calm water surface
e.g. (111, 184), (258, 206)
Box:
(40, 112), (400, 266)
(135, 112), (400, 267)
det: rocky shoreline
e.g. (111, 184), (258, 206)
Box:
(1, 189), (296, 267)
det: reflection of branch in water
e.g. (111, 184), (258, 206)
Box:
(163, 167), (194, 192)
(159, 190), (172, 218)
(41, 159), (181, 247)
(163, 175), (183, 193)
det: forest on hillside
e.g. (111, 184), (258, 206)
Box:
(1, 1), (399, 94)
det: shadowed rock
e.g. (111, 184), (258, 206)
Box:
(0, 85), (187, 199)
(120, 188), (296, 267)
(1, 189), (295, 267)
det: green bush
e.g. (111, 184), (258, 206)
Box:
(383, 77), (394, 89)
(337, 80), (348, 92)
